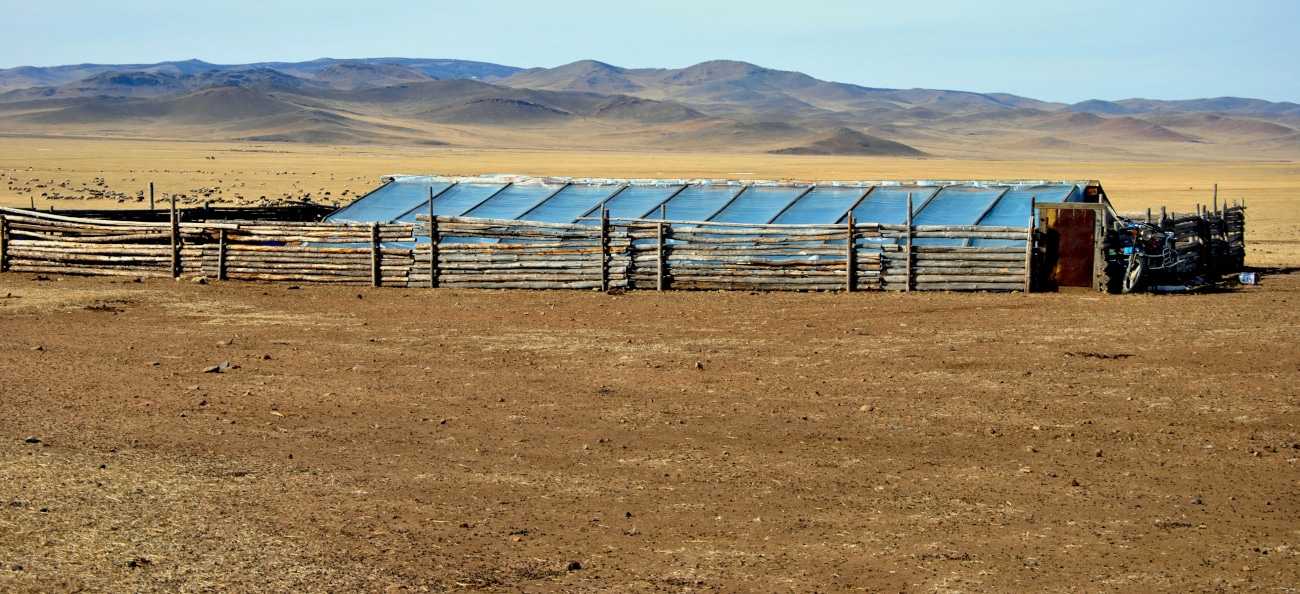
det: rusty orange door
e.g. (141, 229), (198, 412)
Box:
(1043, 208), (1096, 288)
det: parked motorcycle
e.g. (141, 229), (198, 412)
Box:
(1110, 221), (1177, 293)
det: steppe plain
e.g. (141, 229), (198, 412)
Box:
(1, 118), (1299, 591)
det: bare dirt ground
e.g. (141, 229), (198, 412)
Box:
(1, 270), (1297, 592)
(1, 138), (1298, 592)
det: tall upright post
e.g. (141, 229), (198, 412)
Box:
(656, 204), (667, 292)
(904, 192), (914, 292)
(217, 228), (227, 281)
(370, 222), (381, 287)
(169, 193), (180, 278)
(599, 208), (610, 291)
(1025, 197), (1036, 293)
(0, 215), (8, 273)
(845, 212), (855, 292)
(427, 187), (438, 289)
(149, 181), (155, 210)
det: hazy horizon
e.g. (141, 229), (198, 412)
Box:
(2, 0), (1297, 104)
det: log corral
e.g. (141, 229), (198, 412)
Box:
(0, 203), (1245, 292)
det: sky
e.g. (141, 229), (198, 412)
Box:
(2, 0), (1297, 104)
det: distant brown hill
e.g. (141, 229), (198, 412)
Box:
(310, 62), (435, 90)
(0, 57), (1297, 160)
(770, 127), (925, 156)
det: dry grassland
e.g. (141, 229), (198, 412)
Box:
(1, 137), (1297, 265)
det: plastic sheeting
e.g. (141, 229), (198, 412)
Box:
(329, 176), (1095, 232)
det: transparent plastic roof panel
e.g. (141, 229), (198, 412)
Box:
(394, 183), (507, 223)
(462, 183), (563, 220)
(330, 179), (451, 223)
(580, 185), (684, 223)
(520, 184), (623, 223)
(970, 183), (1078, 247)
(706, 186), (809, 224)
(977, 184), (1078, 227)
(849, 186), (940, 225)
(771, 186), (868, 225)
(914, 186), (1007, 227)
(659, 185), (743, 222)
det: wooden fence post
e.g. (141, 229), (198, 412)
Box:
(656, 205), (667, 292)
(601, 208), (612, 290)
(0, 215), (7, 273)
(845, 213), (855, 292)
(1024, 196), (1035, 293)
(149, 181), (154, 210)
(370, 223), (381, 287)
(428, 188), (438, 289)
(169, 194), (180, 278)
(905, 192), (914, 292)
(217, 228), (227, 281)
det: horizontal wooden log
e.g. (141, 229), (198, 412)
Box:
(5, 263), (171, 277)
(911, 282), (1025, 291)
(576, 215), (850, 230)
(436, 261), (620, 271)
(8, 241), (172, 255)
(908, 264), (1024, 274)
(0, 207), (237, 230)
(6, 250), (172, 264)
(881, 253), (1025, 262)
(9, 229), (172, 243)
(881, 274), (1025, 283)
(437, 280), (608, 290)
(881, 245), (1024, 254)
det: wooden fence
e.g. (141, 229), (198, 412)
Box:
(0, 205), (1243, 292)
(1113, 204), (1247, 285)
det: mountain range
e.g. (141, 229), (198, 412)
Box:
(1, 57), (1297, 160)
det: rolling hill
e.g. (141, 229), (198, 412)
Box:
(0, 57), (1296, 160)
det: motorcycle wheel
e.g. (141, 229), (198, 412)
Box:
(1121, 252), (1146, 294)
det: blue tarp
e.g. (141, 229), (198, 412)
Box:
(328, 175), (1095, 233)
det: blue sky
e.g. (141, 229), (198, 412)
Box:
(2, 0), (1296, 103)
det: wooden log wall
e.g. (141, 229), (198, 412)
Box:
(0, 205), (1246, 292)
(0, 207), (415, 286)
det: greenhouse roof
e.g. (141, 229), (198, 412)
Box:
(328, 174), (1096, 227)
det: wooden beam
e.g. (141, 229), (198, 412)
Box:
(763, 185), (817, 224)
(636, 184), (690, 220)
(0, 215), (7, 273)
(370, 222), (381, 287)
(656, 205), (667, 291)
(1024, 197), (1035, 293)
(905, 193), (913, 293)
(428, 188), (439, 288)
(845, 213), (856, 292)
(701, 185), (748, 222)
(169, 193), (180, 278)
(217, 228), (227, 281)
(600, 208), (609, 291)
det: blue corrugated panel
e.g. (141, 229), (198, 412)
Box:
(394, 183), (507, 223)
(708, 186), (809, 224)
(772, 187), (868, 225)
(462, 184), (561, 220)
(581, 185), (683, 222)
(849, 186), (939, 225)
(659, 185), (742, 221)
(970, 184), (1077, 247)
(522, 185), (623, 223)
(329, 179), (451, 223)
